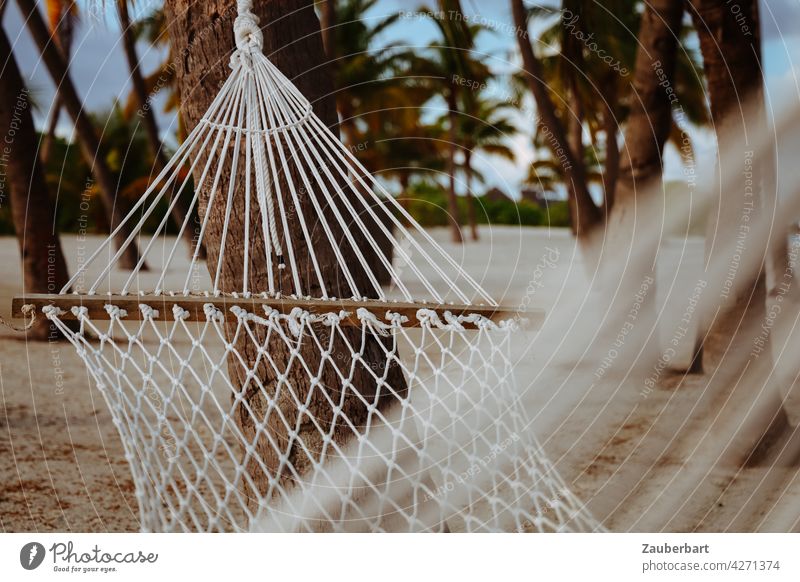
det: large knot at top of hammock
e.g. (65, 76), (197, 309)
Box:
(232, 0), (263, 65)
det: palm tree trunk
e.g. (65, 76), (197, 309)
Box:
(320, 0), (336, 63)
(688, 0), (768, 372)
(39, 2), (73, 166)
(446, 89), (463, 243)
(611, 0), (683, 213)
(39, 96), (61, 165)
(116, 0), (203, 260)
(602, 0), (684, 372)
(510, 0), (600, 239)
(16, 0), (144, 270)
(163, 0), (411, 518)
(464, 150), (478, 241)
(601, 78), (619, 210)
(0, 22), (70, 340)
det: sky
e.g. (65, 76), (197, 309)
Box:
(4, 0), (800, 199)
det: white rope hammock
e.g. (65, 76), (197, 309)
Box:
(18, 0), (602, 532)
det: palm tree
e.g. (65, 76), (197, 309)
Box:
(39, 0), (77, 165)
(327, 0), (408, 146)
(116, 0), (202, 258)
(123, 8), (183, 139)
(456, 97), (517, 241)
(0, 9), (70, 340)
(413, 0), (491, 243)
(511, 0), (600, 240)
(16, 0), (145, 270)
(517, 1), (707, 215)
(687, 0), (769, 373)
(525, 142), (604, 194)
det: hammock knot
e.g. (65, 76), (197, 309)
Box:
(355, 308), (393, 335)
(498, 317), (523, 332)
(172, 305), (189, 321)
(104, 304), (127, 320)
(286, 307), (307, 337)
(320, 310), (349, 327)
(386, 311), (409, 328)
(203, 303), (224, 323)
(415, 308), (442, 329)
(442, 311), (466, 332)
(138, 304), (159, 320)
(70, 306), (89, 319)
(230, 305), (252, 322)
(458, 312), (495, 331)
(41, 304), (64, 318)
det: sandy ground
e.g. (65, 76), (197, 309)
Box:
(1, 226), (799, 532)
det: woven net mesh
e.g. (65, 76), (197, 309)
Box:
(38, 1), (602, 532)
(47, 304), (598, 532)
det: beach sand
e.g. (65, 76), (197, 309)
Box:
(1, 226), (798, 532)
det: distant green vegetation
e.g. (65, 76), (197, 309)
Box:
(0, 146), (570, 236)
(400, 181), (571, 228)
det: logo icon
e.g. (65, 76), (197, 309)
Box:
(20, 542), (46, 570)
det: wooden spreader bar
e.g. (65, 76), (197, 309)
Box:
(12, 294), (541, 329)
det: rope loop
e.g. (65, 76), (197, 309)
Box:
(0, 303), (37, 332)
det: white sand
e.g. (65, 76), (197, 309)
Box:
(1, 226), (798, 532)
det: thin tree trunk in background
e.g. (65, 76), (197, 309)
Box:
(601, 78), (619, 210)
(464, 150), (478, 241)
(446, 90), (463, 243)
(318, 0), (394, 282)
(163, 0), (410, 517)
(320, 0), (336, 64)
(16, 0), (143, 270)
(602, 0), (683, 372)
(398, 173), (411, 226)
(688, 0), (768, 373)
(40, 95), (61, 164)
(0, 22), (70, 340)
(566, 85), (587, 230)
(116, 0), (203, 260)
(611, 0), (682, 217)
(39, 1), (74, 165)
(510, 0), (600, 239)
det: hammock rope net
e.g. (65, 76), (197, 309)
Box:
(32, 0), (602, 532)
